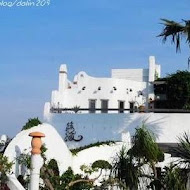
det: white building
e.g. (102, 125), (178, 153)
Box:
(44, 56), (161, 116)
(42, 56), (182, 150)
(4, 56), (190, 190)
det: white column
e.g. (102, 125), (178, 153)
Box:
(43, 102), (51, 121)
(148, 56), (156, 107)
(30, 155), (43, 190)
(121, 132), (132, 148)
(29, 132), (45, 190)
(148, 56), (156, 82)
(59, 64), (68, 93)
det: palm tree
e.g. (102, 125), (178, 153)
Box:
(162, 164), (186, 190)
(112, 125), (164, 189)
(112, 146), (141, 190)
(130, 125), (164, 179)
(158, 19), (190, 52)
(174, 133), (190, 167)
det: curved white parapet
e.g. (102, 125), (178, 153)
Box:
(44, 102), (51, 122)
(72, 142), (130, 186)
(4, 123), (73, 176)
(72, 142), (126, 174)
(4, 123), (132, 187)
(7, 174), (25, 190)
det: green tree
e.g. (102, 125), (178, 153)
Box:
(112, 125), (164, 190)
(66, 160), (111, 190)
(0, 154), (13, 189)
(22, 118), (42, 130)
(112, 146), (141, 190)
(156, 71), (190, 109)
(166, 132), (190, 190)
(162, 164), (186, 190)
(174, 132), (190, 167)
(92, 160), (112, 171)
(15, 145), (108, 190)
(61, 167), (93, 190)
(130, 125), (164, 178)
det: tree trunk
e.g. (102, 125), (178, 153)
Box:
(41, 166), (54, 190)
(150, 161), (157, 179)
(186, 172), (190, 190)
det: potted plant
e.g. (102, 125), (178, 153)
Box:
(138, 105), (145, 113)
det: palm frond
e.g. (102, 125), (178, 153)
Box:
(158, 18), (185, 52)
(183, 19), (190, 46)
(174, 132), (190, 167)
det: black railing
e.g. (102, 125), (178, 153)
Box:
(50, 107), (190, 113)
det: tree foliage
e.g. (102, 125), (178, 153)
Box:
(92, 160), (112, 170)
(14, 143), (111, 190)
(130, 125), (164, 163)
(0, 154), (13, 188)
(112, 125), (164, 190)
(22, 117), (42, 130)
(162, 165), (187, 190)
(41, 165), (93, 190)
(174, 132), (190, 167)
(112, 146), (141, 190)
(70, 141), (115, 155)
(167, 71), (190, 109)
(157, 71), (190, 109)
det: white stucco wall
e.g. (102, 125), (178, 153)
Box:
(44, 112), (190, 149)
(4, 124), (129, 186)
(44, 56), (161, 114)
(111, 68), (149, 82)
(72, 142), (124, 173)
(51, 72), (147, 111)
(4, 123), (181, 190)
(4, 124), (73, 176)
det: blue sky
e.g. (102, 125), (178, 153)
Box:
(0, 0), (190, 137)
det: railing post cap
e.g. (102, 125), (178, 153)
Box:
(29, 132), (45, 138)
(29, 132), (45, 155)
